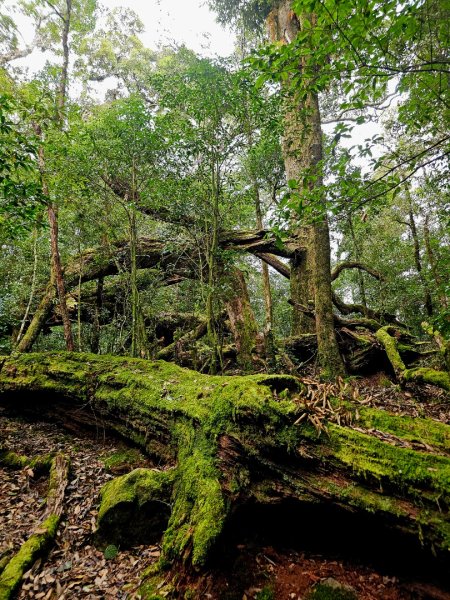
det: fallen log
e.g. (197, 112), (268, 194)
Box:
(15, 230), (302, 353)
(0, 452), (70, 600)
(0, 353), (449, 597)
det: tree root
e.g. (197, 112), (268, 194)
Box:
(376, 326), (450, 391)
(0, 453), (70, 600)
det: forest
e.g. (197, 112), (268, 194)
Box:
(0, 0), (449, 598)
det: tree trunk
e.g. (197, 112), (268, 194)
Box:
(267, 2), (315, 337)
(0, 352), (448, 596)
(267, 2), (344, 376)
(405, 189), (433, 317)
(90, 277), (103, 354)
(424, 215), (448, 310)
(225, 268), (260, 372)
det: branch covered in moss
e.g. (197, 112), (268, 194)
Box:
(376, 326), (450, 391)
(0, 453), (69, 599)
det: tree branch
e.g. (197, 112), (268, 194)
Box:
(331, 262), (384, 282)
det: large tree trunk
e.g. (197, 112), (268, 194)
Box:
(267, 3), (344, 376)
(0, 353), (448, 595)
(268, 2), (314, 336)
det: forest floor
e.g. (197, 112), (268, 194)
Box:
(0, 376), (449, 600)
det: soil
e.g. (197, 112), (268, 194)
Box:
(1, 376), (449, 600)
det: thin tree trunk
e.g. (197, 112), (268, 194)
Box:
(90, 278), (103, 354)
(253, 176), (276, 369)
(424, 215), (448, 310)
(57, 0), (71, 122)
(206, 157), (222, 374)
(20, 1), (74, 352)
(15, 228), (39, 346)
(347, 215), (368, 314)
(407, 205), (433, 317)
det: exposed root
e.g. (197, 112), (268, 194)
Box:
(0, 453), (70, 599)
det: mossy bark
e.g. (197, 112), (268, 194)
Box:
(376, 326), (450, 390)
(0, 353), (449, 594)
(0, 452), (69, 599)
(0, 515), (60, 600)
(267, 3), (344, 377)
(225, 268), (260, 373)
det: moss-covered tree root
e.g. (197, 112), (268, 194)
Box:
(0, 452), (69, 599)
(0, 448), (53, 473)
(376, 326), (450, 391)
(0, 352), (449, 596)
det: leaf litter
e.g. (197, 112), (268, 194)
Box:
(0, 410), (160, 599)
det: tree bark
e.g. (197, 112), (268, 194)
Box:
(405, 189), (433, 317)
(0, 352), (448, 594)
(225, 268), (260, 372)
(267, 2), (344, 376)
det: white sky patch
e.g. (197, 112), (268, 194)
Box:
(5, 0), (235, 64)
(104, 0), (236, 57)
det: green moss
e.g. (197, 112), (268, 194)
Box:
(0, 448), (53, 473)
(402, 368), (450, 391)
(305, 579), (357, 600)
(256, 586), (275, 600)
(0, 552), (12, 576)
(103, 447), (147, 473)
(358, 408), (449, 452)
(139, 574), (174, 600)
(162, 426), (227, 567)
(96, 468), (175, 547)
(375, 327), (406, 374)
(0, 514), (59, 600)
(328, 424), (450, 505)
(2, 351), (449, 578)
(0, 449), (28, 469)
(313, 477), (408, 518)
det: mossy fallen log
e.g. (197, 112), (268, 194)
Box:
(0, 452), (69, 600)
(0, 352), (449, 596)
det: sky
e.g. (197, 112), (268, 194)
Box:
(8, 0), (235, 61)
(104, 0), (235, 57)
